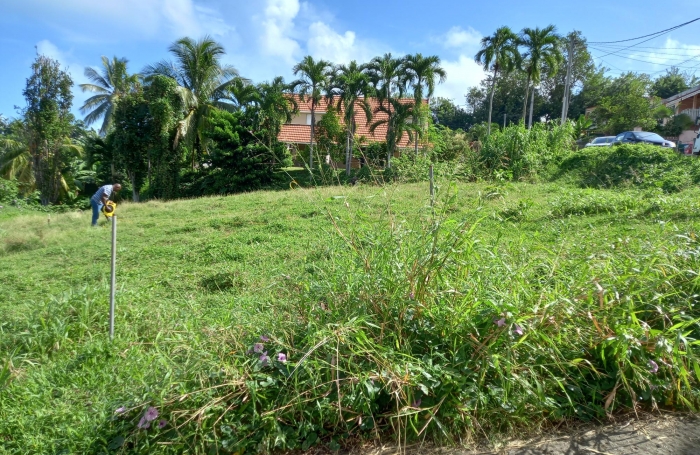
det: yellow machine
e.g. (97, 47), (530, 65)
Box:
(102, 201), (117, 219)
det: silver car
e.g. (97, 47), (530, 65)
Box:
(585, 136), (616, 147)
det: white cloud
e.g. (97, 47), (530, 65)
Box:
(258, 0), (302, 63)
(438, 26), (482, 49)
(307, 22), (376, 64)
(7, 0), (229, 41)
(434, 55), (486, 104)
(627, 38), (700, 68)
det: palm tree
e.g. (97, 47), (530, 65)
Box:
(291, 56), (333, 169)
(519, 26), (562, 127)
(474, 27), (520, 135)
(79, 56), (140, 135)
(327, 61), (373, 175)
(252, 77), (299, 151)
(1, 121), (83, 196)
(364, 54), (407, 167)
(227, 77), (259, 110)
(370, 98), (420, 167)
(143, 36), (246, 169)
(402, 54), (446, 154)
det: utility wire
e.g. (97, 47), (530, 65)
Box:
(589, 47), (700, 67)
(588, 18), (700, 44)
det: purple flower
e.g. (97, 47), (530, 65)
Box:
(137, 416), (150, 430)
(513, 324), (524, 336)
(278, 352), (287, 363)
(409, 292), (415, 300)
(260, 351), (270, 367)
(494, 318), (506, 327)
(253, 343), (264, 353)
(144, 407), (159, 422)
(115, 406), (126, 414)
(260, 335), (270, 342)
(411, 399), (421, 408)
(158, 419), (168, 429)
(649, 359), (659, 374)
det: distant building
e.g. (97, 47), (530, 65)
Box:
(662, 85), (700, 144)
(277, 95), (425, 167)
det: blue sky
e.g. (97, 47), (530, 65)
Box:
(2, 0), (700, 123)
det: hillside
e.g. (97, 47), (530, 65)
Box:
(2, 181), (700, 454)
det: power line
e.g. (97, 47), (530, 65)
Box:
(589, 47), (700, 67)
(588, 18), (700, 44)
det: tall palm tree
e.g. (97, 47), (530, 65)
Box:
(402, 54), (446, 153)
(474, 27), (520, 135)
(519, 26), (562, 127)
(364, 53), (406, 167)
(252, 77), (299, 151)
(370, 98), (420, 167)
(327, 61), (373, 175)
(143, 36), (246, 169)
(79, 56), (140, 135)
(291, 56), (333, 169)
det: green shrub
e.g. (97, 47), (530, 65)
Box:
(555, 143), (700, 192)
(479, 122), (575, 181)
(0, 178), (19, 203)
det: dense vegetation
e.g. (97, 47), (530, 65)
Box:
(2, 17), (700, 455)
(2, 144), (700, 453)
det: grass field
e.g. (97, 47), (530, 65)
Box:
(1, 179), (700, 454)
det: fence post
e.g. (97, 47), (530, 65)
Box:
(109, 215), (117, 341)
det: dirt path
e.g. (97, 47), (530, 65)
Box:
(353, 414), (700, 455)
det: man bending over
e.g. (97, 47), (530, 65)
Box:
(90, 183), (121, 226)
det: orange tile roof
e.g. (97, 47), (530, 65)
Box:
(278, 95), (426, 148)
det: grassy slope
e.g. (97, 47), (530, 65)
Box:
(1, 181), (700, 453)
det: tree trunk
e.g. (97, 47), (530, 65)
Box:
(528, 86), (535, 129)
(309, 106), (315, 170)
(522, 75), (531, 123)
(487, 68), (498, 136)
(129, 173), (140, 202)
(345, 129), (352, 176)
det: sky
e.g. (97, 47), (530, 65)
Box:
(1, 0), (700, 123)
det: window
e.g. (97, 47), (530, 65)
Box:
(634, 132), (664, 142)
(305, 113), (325, 125)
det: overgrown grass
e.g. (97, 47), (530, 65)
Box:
(1, 179), (700, 454)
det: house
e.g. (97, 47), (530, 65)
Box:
(277, 95), (424, 168)
(662, 85), (700, 144)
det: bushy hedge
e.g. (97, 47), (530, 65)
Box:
(555, 143), (700, 193)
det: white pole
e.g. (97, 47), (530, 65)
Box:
(109, 215), (117, 341)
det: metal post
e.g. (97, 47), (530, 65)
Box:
(109, 215), (117, 341)
(429, 165), (435, 207)
(503, 113), (507, 128)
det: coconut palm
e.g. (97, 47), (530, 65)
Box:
(79, 56), (140, 135)
(327, 61), (373, 175)
(0, 122), (83, 196)
(402, 54), (446, 153)
(227, 77), (259, 110)
(519, 26), (563, 127)
(143, 36), (246, 169)
(252, 77), (299, 151)
(370, 98), (420, 168)
(364, 54), (407, 167)
(291, 56), (333, 169)
(474, 27), (520, 135)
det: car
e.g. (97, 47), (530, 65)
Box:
(585, 136), (616, 147)
(613, 131), (676, 148)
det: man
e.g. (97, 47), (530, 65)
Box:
(90, 183), (121, 226)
